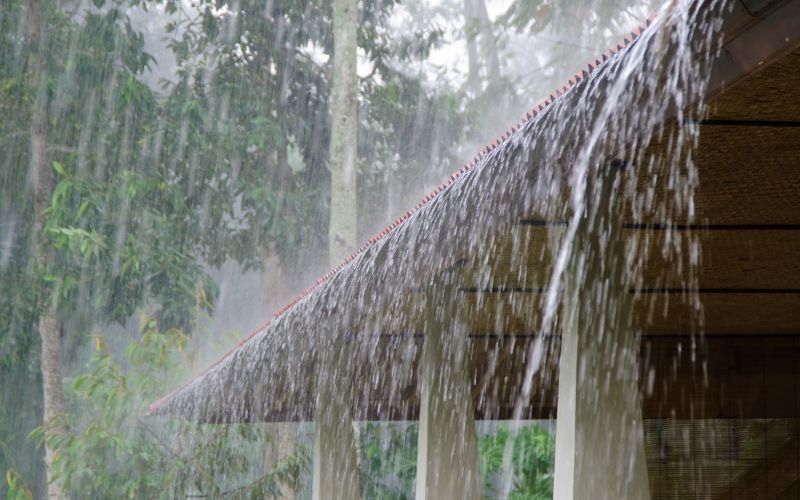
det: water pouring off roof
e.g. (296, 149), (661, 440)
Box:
(146, 1), (800, 497)
(148, 0), (800, 425)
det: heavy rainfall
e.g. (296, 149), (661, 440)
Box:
(2, 0), (798, 498)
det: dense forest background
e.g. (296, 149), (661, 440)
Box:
(0, 0), (654, 497)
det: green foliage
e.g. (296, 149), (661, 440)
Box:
(479, 424), (555, 499)
(357, 421), (555, 499)
(359, 423), (418, 499)
(498, 0), (638, 36)
(497, 0), (555, 34)
(4, 470), (32, 500)
(44, 152), (221, 331)
(27, 313), (308, 498)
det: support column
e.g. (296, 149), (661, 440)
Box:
(415, 286), (481, 500)
(553, 164), (650, 500)
(313, 342), (361, 500)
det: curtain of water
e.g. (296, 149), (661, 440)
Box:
(151, 0), (732, 496)
(499, 0), (729, 496)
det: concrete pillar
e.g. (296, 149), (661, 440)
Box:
(313, 342), (362, 500)
(415, 286), (481, 500)
(553, 165), (650, 500)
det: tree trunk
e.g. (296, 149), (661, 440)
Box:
(472, 0), (500, 78)
(314, 1), (361, 498)
(38, 306), (64, 499)
(328, 0), (358, 264)
(27, 1), (66, 497)
(463, 0), (480, 94)
(463, 0), (500, 93)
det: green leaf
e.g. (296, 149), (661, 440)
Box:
(77, 199), (91, 219)
(52, 161), (66, 176)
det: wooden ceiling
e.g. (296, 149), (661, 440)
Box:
(441, 45), (800, 339)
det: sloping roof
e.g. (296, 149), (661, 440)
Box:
(148, 0), (800, 422)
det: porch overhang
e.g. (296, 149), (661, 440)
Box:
(148, 0), (800, 425)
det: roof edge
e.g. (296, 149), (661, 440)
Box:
(147, 16), (656, 417)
